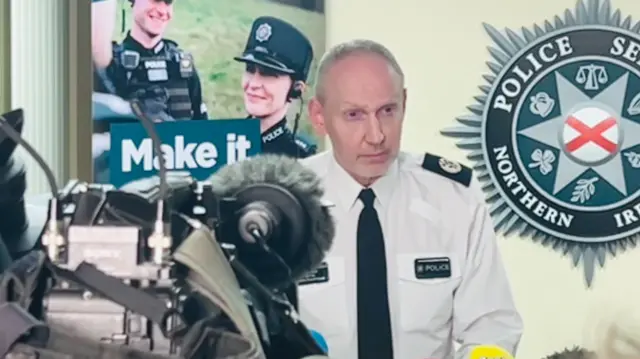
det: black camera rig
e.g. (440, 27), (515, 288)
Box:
(0, 107), (329, 359)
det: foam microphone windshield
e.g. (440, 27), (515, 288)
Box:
(208, 154), (335, 289)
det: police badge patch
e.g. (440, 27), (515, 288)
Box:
(441, 0), (640, 286)
(255, 23), (272, 42)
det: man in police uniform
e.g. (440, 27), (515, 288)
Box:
(234, 17), (317, 159)
(107, 0), (207, 120)
(299, 40), (523, 359)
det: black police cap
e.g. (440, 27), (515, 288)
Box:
(234, 16), (314, 82)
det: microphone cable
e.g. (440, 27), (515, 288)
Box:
(247, 228), (292, 287)
(129, 99), (171, 265)
(291, 98), (305, 159)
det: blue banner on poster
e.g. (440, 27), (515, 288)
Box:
(109, 119), (261, 187)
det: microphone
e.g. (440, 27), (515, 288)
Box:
(208, 153), (335, 290)
(309, 330), (328, 354)
(469, 345), (515, 359)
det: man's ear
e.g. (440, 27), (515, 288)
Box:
(308, 97), (326, 137)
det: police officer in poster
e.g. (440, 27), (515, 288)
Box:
(234, 16), (317, 159)
(107, 0), (208, 120)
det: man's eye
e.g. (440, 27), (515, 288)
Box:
(380, 106), (396, 116)
(345, 110), (362, 120)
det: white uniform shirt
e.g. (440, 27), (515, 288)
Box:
(298, 151), (523, 359)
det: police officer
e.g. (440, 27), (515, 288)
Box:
(107, 0), (207, 120)
(299, 40), (523, 359)
(234, 16), (317, 159)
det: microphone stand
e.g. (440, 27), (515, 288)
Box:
(220, 243), (325, 359)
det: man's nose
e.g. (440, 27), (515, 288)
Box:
(364, 116), (385, 145)
(154, 1), (170, 12)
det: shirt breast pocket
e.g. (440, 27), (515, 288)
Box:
(298, 257), (350, 337)
(396, 253), (462, 332)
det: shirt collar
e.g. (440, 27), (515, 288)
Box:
(260, 118), (288, 143)
(124, 32), (164, 54)
(326, 153), (399, 210)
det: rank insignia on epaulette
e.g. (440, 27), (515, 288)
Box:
(294, 138), (308, 149)
(421, 153), (472, 187)
(438, 157), (462, 174)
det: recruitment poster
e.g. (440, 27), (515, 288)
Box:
(91, 0), (325, 185)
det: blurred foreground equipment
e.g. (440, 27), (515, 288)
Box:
(0, 107), (333, 359)
(542, 347), (595, 359)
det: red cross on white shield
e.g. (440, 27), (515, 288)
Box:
(562, 106), (620, 164)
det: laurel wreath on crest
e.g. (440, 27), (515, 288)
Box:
(441, 0), (640, 286)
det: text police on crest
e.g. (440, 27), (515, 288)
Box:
(442, 0), (640, 285)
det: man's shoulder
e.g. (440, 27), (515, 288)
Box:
(399, 151), (481, 199)
(163, 38), (179, 46)
(399, 151), (471, 187)
(399, 151), (483, 212)
(401, 151), (473, 188)
(163, 39), (184, 52)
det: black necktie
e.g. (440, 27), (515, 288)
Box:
(357, 189), (394, 359)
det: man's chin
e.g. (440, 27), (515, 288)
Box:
(358, 163), (392, 179)
(143, 26), (164, 37)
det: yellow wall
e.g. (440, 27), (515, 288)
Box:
(326, 0), (640, 358)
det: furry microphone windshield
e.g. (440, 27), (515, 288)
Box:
(208, 154), (335, 289)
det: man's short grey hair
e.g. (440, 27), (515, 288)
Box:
(314, 39), (405, 102)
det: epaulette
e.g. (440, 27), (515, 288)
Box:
(163, 39), (180, 50)
(294, 135), (317, 155)
(421, 152), (472, 187)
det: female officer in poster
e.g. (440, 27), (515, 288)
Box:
(234, 16), (317, 159)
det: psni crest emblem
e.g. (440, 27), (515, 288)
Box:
(442, 0), (640, 286)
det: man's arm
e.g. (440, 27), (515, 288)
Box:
(91, 0), (117, 69)
(188, 69), (208, 120)
(452, 178), (523, 358)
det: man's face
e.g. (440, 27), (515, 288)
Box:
(133, 0), (173, 37)
(242, 63), (293, 118)
(309, 52), (406, 183)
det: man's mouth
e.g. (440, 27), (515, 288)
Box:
(147, 12), (167, 23)
(361, 151), (390, 162)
